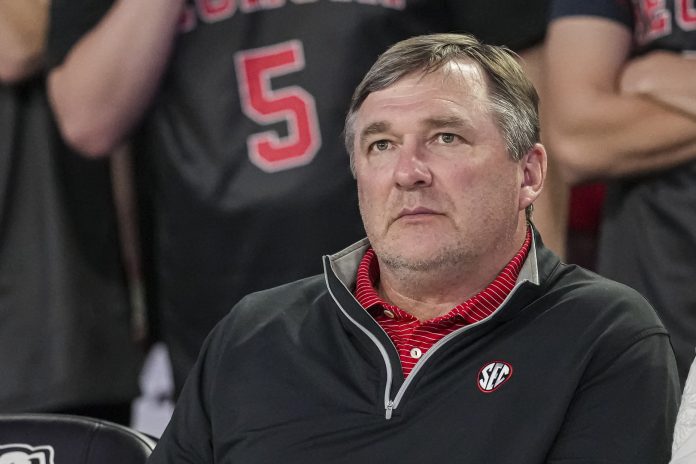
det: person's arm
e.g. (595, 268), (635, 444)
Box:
(518, 43), (569, 258)
(543, 17), (696, 185)
(546, 331), (679, 463)
(620, 51), (696, 118)
(47, 0), (185, 157)
(0, 0), (48, 83)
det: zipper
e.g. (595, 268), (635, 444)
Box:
(387, 318), (486, 416)
(386, 279), (529, 417)
(324, 259), (530, 421)
(385, 400), (395, 420)
(324, 271), (399, 419)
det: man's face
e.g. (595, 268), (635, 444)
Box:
(353, 61), (527, 274)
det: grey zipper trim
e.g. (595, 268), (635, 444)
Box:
(324, 234), (538, 420)
(389, 279), (529, 414)
(326, 270), (528, 420)
(323, 271), (397, 419)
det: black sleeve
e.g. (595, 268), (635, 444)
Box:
(546, 331), (680, 463)
(549, 0), (633, 28)
(147, 314), (227, 464)
(449, 0), (550, 51)
(46, 0), (115, 69)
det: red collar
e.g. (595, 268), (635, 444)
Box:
(354, 227), (532, 324)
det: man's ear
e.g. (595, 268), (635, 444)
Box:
(519, 143), (547, 211)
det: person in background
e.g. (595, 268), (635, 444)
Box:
(0, 0), (141, 424)
(148, 33), (679, 463)
(46, 0), (549, 394)
(544, 0), (696, 387)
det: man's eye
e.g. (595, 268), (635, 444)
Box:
(371, 140), (391, 151)
(439, 133), (457, 143)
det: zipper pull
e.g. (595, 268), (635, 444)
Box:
(385, 400), (394, 420)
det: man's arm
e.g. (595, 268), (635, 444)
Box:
(0, 0), (48, 83)
(47, 0), (185, 157)
(543, 17), (696, 185)
(620, 51), (696, 118)
(546, 331), (679, 463)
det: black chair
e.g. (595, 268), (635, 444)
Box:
(0, 413), (156, 463)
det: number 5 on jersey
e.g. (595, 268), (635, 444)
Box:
(235, 41), (321, 172)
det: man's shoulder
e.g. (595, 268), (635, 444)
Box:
(218, 274), (331, 329)
(242, 274), (329, 307)
(532, 262), (673, 377)
(545, 261), (666, 333)
(198, 273), (339, 365)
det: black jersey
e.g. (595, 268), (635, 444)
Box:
(48, 0), (548, 389)
(551, 0), (696, 386)
(0, 79), (140, 411)
(550, 0), (696, 52)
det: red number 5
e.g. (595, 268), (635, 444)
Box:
(235, 41), (321, 172)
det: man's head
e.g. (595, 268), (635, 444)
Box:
(346, 33), (545, 281)
(345, 33), (540, 173)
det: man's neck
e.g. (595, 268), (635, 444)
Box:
(376, 229), (528, 321)
(377, 262), (494, 321)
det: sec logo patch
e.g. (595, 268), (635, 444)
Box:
(477, 361), (513, 393)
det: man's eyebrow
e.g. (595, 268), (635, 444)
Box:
(422, 115), (473, 130)
(359, 121), (391, 145)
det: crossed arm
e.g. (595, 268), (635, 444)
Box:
(543, 17), (696, 185)
(621, 50), (696, 119)
(47, 0), (185, 157)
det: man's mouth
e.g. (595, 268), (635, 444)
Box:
(396, 207), (441, 219)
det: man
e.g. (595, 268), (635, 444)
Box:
(544, 0), (696, 387)
(46, 1), (549, 397)
(148, 34), (679, 463)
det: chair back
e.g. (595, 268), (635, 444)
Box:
(0, 413), (156, 464)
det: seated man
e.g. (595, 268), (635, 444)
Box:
(148, 33), (679, 464)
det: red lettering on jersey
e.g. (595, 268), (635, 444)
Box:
(195, 0), (237, 22)
(638, 0), (672, 41)
(235, 41), (321, 172)
(187, 0), (404, 27)
(677, 0), (696, 29)
(240, 0), (261, 11)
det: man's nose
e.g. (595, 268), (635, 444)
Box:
(393, 141), (432, 189)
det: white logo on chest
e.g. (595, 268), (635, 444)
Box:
(477, 361), (513, 393)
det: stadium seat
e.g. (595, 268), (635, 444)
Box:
(0, 413), (156, 464)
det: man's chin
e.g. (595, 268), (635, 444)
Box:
(377, 245), (468, 273)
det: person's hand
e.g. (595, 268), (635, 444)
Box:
(620, 50), (696, 118)
(619, 50), (688, 96)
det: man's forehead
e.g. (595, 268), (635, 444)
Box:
(355, 69), (489, 132)
(359, 114), (476, 136)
